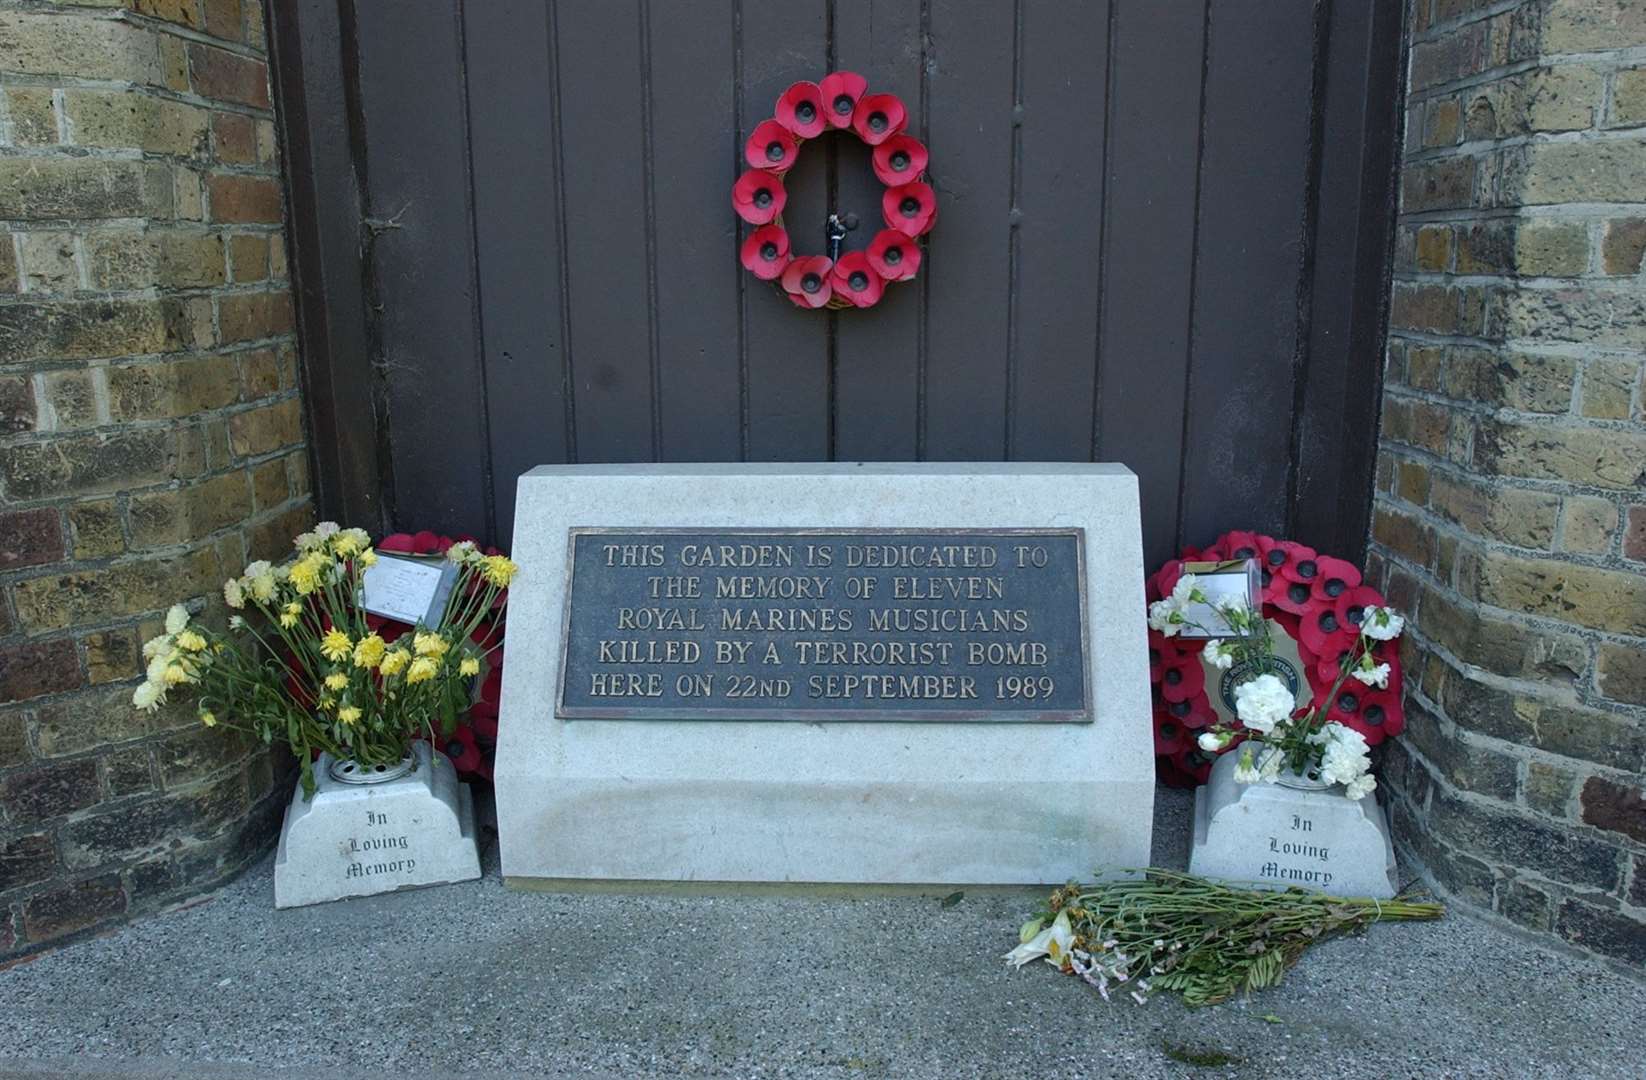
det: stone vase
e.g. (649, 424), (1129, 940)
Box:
(1189, 748), (1398, 899)
(273, 740), (482, 909)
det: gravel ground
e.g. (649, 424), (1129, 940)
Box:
(1, 787), (1641, 1080)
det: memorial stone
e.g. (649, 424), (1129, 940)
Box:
(495, 463), (1154, 886)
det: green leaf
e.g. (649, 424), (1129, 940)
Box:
(939, 890), (964, 909)
(1261, 1014), (1283, 1025)
(1018, 917), (1045, 944)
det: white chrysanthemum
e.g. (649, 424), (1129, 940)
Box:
(132, 681), (163, 712)
(141, 633), (171, 661)
(1351, 662), (1391, 689)
(1362, 606), (1404, 641)
(222, 577), (245, 609)
(1202, 639), (1234, 670)
(314, 521), (340, 539)
(1233, 673), (1294, 734)
(165, 603), (189, 634)
(145, 653), (171, 684)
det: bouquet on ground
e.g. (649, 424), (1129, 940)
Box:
(1148, 573), (1404, 799)
(131, 522), (519, 796)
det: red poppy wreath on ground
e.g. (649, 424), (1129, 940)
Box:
(1148, 530), (1406, 788)
(734, 72), (934, 309)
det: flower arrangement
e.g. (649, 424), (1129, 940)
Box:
(1006, 871), (1443, 1007)
(734, 72), (933, 309)
(131, 523), (519, 797)
(1147, 530), (1406, 789)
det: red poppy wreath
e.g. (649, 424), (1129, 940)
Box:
(733, 72), (934, 309)
(1147, 529), (1406, 788)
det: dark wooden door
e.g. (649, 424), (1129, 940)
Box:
(271, 0), (1403, 566)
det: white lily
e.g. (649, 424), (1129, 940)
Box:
(1004, 909), (1074, 969)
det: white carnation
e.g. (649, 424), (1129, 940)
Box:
(1362, 606), (1404, 641)
(1147, 598), (1183, 636)
(1198, 730), (1232, 753)
(1170, 573), (1201, 605)
(1233, 674), (1294, 735)
(1351, 662), (1391, 689)
(1319, 724), (1372, 788)
(1202, 639), (1234, 670)
(1231, 746), (1261, 784)
(1345, 774), (1377, 800)
(1258, 746), (1285, 783)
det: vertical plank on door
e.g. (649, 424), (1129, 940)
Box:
(556, 1), (655, 463)
(740, 2), (831, 460)
(1095, 0), (1208, 567)
(648, 2), (743, 462)
(463, 0), (570, 545)
(1293, 0), (1404, 562)
(1178, 1), (1319, 548)
(351, 0), (491, 536)
(831, 0), (923, 461)
(920, 0), (1016, 461)
(1011, 0), (1110, 461)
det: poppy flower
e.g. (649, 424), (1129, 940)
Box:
(1154, 714), (1188, 756)
(853, 92), (907, 144)
(1158, 655), (1205, 703)
(1300, 604), (1357, 658)
(437, 723), (483, 775)
(1150, 559), (1186, 603)
(468, 711), (499, 741)
(1333, 585), (1387, 638)
(1219, 530), (1265, 562)
(732, 168), (787, 224)
(775, 80), (826, 138)
(744, 119), (798, 172)
(882, 180), (937, 237)
(872, 134), (928, 185)
(1169, 747), (1218, 787)
(1309, 555), (1363, 605)
(781, 255), (834, 308)
(830, 252), (884, 308)
(1271, 573), (1322, 617)
(820, 71), (868, 128)
(739, 224), (791, 280)
(1275, 542), (1323, 585)
(866, 228), (921, 282)
(1349, 684), (1404, 745)
(1161, 692), (1216, 731)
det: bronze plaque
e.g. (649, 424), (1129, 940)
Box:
(555, 528), (1091, 722)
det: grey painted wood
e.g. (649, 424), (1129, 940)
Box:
(461, 0), (571, 545)
(350, 0), (491, 537)
(273, 0), (1402, 565)
(1178, 0), (1319, 548)
(1095, 0), (1208, 568)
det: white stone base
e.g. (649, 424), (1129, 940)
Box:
(1190, 749), (1398, 898)
(273, 741), (481, 909)
(495, 463), (1156, 887)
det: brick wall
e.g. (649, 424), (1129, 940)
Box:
(0, 0), (310, 960)
(1373, 0), (1646, 965)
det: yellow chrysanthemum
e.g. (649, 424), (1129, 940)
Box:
(279, 609), (300, 629)
(459, 656), (480, 677)
(324, 672), (348, 691)
(413, 632), (449, 658)
(480, 554), (519, 588)
(200, 710), (217, 728)
(320, 629), (352, 662)
(163, 664), (189, 686)
(352, 634), (386, 670)
(358, 548), (378, 568)
(337, 705), (362, 725)
(405, 656), (439, 684)
(318, 696), (335, 710)
(288, 552), (330, 596)
(378, 649), (411, 676)
(175, 630), (207, 653)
